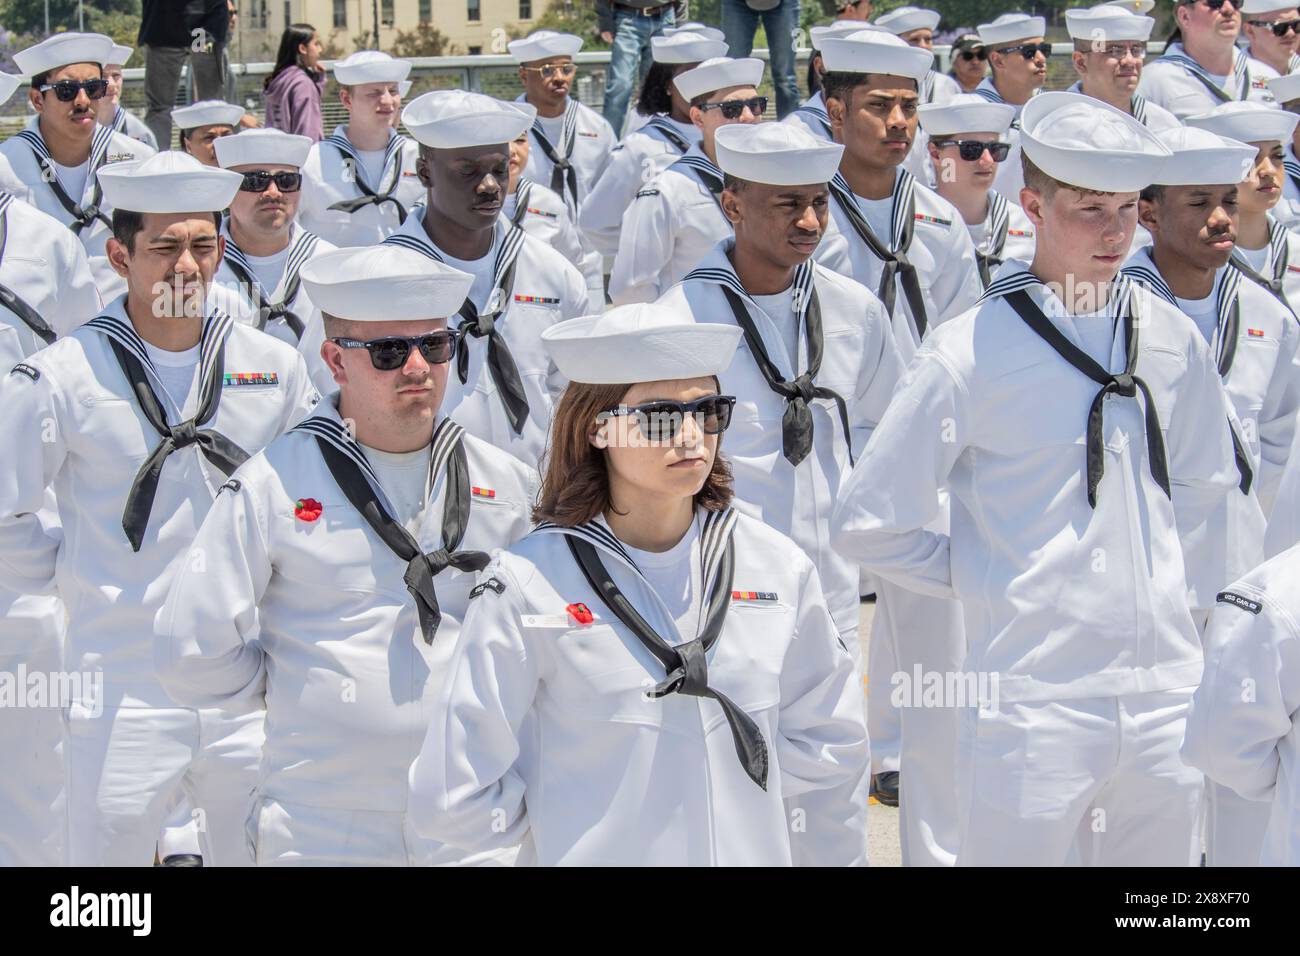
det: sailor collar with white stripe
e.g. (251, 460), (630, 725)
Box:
(16, 120), (117, 205)
(1157, 42), (1251, 102)
(684, 238), (816, 325)
(670, 143), (726, 188)
(972, 78), (1035, 123)
(0, 191), (13, 221)
(325, 125), (408, 195)
(641, 115), (695, 153)
(1229, 214), (1290, 294)
(533, 507), (739, 634)
(383, 216), (526, 315)
(84, 296), (235, 419)
(794, 93), (833, 137)
(220, 219), (320, 307)
(831, 165), (918, 252)
(978, 259), (1138, 345)
(290, 397), (466, 521)
(1121, 244), (1241, 370)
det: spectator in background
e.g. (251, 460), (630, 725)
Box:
(596, 1), (686, 136)
(948, 34), (987, 93)
(263, 23), (326, 142)
(721, 0), (800, 118)
(139, 0), (231, 149)
(835, 0), (874, 20)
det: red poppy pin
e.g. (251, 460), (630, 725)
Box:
(295, 497), (323, 522)
(566, 602), (594, 625)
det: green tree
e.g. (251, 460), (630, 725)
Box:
(0, 0), (138, 37)
(390, 21), (453, 57)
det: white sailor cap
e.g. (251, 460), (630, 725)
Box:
(875, 6), (942, 35)
(1186, 101), (1299, 146)
(1020, 91), (1170, 193)
(402, 90), (536, 149)
(301, 246), (473, 323)
(1268, 72), (1300, 104)
(542, 304), (742, 385)
(810, 20), (882, 48)
(12, 32), (114, 76)
(820, 30), (933, 81)
(651, 33), (729, 64)
(1240, 0), (1296, 12)
(0, 72), (18, 105)
(214, 128), (313, 169)
(917, 94), (1017, 136)
(508, 30), (583, 64)
(664, 22), (727, 42)
(1151, 127), (1258, 186)
(1112, 0), (1155, 12)
(107, 43), (134, 67)
(97, 151), (243, 214)
(171, 99), (244, 130)
(977, 13), (1047, 47)
(673, 57), (765, 102)
(714, 122), (845, 185)
(332, 49), (411, 86)
(1065, 4), (1155, 42)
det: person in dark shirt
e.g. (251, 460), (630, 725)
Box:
(139, 0), (232, 149)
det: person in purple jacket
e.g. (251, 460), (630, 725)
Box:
(264, 23), (326, 142)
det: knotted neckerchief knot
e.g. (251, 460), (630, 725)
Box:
(328, 191), (409, 223)
(648, 638), (710, 700)
(1108, 372), (1136, 396)
(169, 420), (200, 448)
(789, 374), (818, 404)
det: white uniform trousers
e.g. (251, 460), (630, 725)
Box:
(0, 593), (65, 866)
(1190, 609), (1271, 866)
(875, 578), (966, 867)
(65, 704), (262, 866)
(955, 688), (1203, 866)
(246, 797), (517, 867)
(867, 589), (902, 775)
(156, 792), (203, 860)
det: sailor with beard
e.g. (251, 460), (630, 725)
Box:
(0, 33), (154, 300)
(383, 91), (587, 471)
(1121, 125), (1300, 867)
(211, 129), (338, 397)
(0, 152), (318, 866)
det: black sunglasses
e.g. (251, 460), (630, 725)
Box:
(933, 139), (1011, 162)
(1248, 17), (1300, 35)
(959, 49), (988, 61)
(599, 395), (737, 443)
(699, 96), (768, 120)
(330, 331), (458, 370)
(996, 42), (1052, 60)
(1189, 0), (1236, 10)
(239, 170), (303, 193)
(39, 78), (108, 101)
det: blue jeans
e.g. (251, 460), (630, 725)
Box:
(602, 7), (676, 135)
(721, 0), (801, 119)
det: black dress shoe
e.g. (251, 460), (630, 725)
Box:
(860, 593), (877, 604)
(870, 770), (900, 807)
(159, 853), (203, 867)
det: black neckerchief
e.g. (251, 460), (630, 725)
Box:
(829, 170), (930, 339)
(0, 193), (57, 346)
(325, 129), (410, 223)
(16, 123), (115, 235)
(1122, 258), (1255, 494)
(976, 190), (1010, 289)
(529, 99), (579, 210)
(1228, 218), (1293, 316)
(690, 258), (854, 466)
(87, 308), (249, 551)
(385, 222), (531, 434)
(554, 509), (769, 790)
(983, 270), (1172, 507)
(220, 224), (319, 341)
(300, 414), (488, 643)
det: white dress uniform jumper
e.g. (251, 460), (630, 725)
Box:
(298, 128), (425, 249)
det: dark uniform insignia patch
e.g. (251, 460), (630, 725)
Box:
(10, 363), (39, 381)
(1216, 591), (1262, 614)
(469, 577), (507, 600)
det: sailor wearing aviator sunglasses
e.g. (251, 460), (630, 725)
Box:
(0, 32), (154, 301)
(158, 245), (534, 866)
(212, 128), (339, 397)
